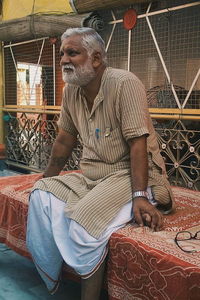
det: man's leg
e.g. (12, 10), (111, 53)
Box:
(81, 259), (106, 300)
(27, 190), (133, 297)
(26, 190), (64, 293)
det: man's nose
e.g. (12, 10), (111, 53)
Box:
(60, 54), (70, 65)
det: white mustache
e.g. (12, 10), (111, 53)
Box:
(62, 64), (75, 72)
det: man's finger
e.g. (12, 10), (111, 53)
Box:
(151, 211), (163, 231)
(142, 213), (151, 226)
(134, 209), (144, 227)
(156, 213), (164, 231)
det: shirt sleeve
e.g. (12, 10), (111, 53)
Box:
(57, 86), (78, 137)
(117, 75), (150, 141)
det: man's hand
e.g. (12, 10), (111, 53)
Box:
(132, 197), (163, 231)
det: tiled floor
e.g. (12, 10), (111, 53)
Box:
(0, 161), (23, 177)
(0, 243), (81, 300)
(0, 243), (108, 300)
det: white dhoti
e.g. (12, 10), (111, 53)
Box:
(26, 187), (155, 293)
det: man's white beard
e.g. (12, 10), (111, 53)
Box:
(62, 58), (96, 87)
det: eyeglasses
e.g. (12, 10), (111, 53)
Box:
(175, 231), (200, 253)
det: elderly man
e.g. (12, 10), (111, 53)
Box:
(26, 27), (174, 300)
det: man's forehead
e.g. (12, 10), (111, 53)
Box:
(60, 35), (84, 50)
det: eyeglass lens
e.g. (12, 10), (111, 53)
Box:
(175, 231), (200, 253)
(176, 231), (200, 241)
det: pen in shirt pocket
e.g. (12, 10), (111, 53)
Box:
(95, 128), (100, 140)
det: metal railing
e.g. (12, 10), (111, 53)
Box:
(3, 107), (82, 173)
(2, 107), (200, 190)
(155, 120), (200, 190)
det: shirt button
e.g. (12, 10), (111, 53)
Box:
(89, 119), (92, 122)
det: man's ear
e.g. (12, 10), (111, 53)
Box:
(92, 52), (102, 68)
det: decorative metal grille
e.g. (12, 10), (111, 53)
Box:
(5, 112), (58, 170)
(4, 112), (200, 190)
(155, 120), (200, 190)
(4, 112), (82, 172)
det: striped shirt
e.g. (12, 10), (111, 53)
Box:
(33, 67), (174, 238)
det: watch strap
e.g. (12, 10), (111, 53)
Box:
(132, 190), (149, 199)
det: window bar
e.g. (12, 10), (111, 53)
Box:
(105, 11), (116, 52)
(2, 43), (6, 107)
(108, 2), (200, 24)
(9, 45), (28, 102)
(127, 29), (131, 71)
(30, 38), (45, 101)
(182, 68), (200, 109)
(4, 37), (49, 48)
(53, 43), (56, 106)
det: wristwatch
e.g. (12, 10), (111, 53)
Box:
(132, 190), (149, 199)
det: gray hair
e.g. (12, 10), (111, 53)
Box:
(61, 27), (107, 65)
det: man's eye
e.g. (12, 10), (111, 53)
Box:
(59, 50), (80, 57)
(68, 50), (79, 57)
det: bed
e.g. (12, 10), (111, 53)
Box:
(0, 171), (200, 300)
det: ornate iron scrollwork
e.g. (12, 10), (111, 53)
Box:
(4, 113), (200, 190)
(4, 112), (82, 172)
(155, 120), (200, 190)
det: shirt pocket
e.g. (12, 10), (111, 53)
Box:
(95, 127), (129, 163)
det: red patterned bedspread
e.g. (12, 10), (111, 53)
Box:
(0, 172), (200, 300)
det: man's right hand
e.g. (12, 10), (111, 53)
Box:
(132, 197), (163, 231)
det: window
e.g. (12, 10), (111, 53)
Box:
(17, 62), (43, 105)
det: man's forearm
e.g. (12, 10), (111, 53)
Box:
(129, 136), (163, 230)
(129, 136), (148, 194)
(43, 152), (68, 178)
(43, 130), (77, 178)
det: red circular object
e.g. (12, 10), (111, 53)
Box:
(123, 9), (137, 30)
(49, 37), (57, 44)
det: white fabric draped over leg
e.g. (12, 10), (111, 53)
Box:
(26, 189), (135, 292)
